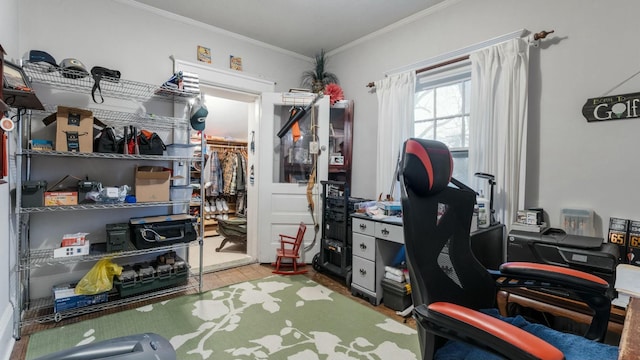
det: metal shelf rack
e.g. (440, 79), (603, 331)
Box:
(23, 62), (198, 104)
(22, 274), (200, 326)
(19, 240), (195, 270)
(11, 65), (205, 339)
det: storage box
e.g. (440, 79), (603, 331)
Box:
(516, 210), (543, 225)
(381, 278), (412, 311)
(560, 208), (595, 237)
(52, 283), (108, 313)
(608, 217), (629, 263)
(134, 166), (171, 202)
(44, 192), (78, 206)
(106, 223), (130, 252)
(21, 180), (47, 207)
(53, 240), (91, 258)
(166, 144), (198, 158)
(170, 186), (193, 201)
(627, 220), (640, 266)
(44, 175), (81, 206)
(129, 214), (198, 249)
(47, 106), (94, 153)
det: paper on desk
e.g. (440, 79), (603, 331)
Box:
(615, 264), (640, 294)
(613, 264), (640, 308)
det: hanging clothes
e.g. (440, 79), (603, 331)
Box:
(206, 149), (223, 197)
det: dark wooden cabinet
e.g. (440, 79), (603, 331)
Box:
(328, 100), (354, 185)
(280, 99), (354, 185)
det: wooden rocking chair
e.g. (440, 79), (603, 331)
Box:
(272, 222), (307, 275)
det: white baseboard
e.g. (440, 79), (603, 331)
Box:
(0, 306), (15, 360)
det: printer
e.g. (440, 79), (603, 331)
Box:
(507, 227), (619, 286)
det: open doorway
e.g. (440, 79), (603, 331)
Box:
(172, 58), (276, 273)
(189, 88), (256, 273)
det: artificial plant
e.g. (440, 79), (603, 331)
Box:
(301, 49), (339, 93)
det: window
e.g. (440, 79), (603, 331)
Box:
(414, 66), (471, 185)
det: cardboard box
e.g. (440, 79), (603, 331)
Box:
(52, 283), (108, 313)
(53, 240), (91, 258)
(135, 166), (171, 202)
(44, 175), (81, 206)
(45, 191), (78, 206)
(608, 217), (629, 263)
(43, 106), (94, 153)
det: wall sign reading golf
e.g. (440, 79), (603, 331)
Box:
(582, 92), (640, 122)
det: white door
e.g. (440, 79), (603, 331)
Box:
(257, 92), (330, 263)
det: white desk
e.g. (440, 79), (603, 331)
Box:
(350, 214), (404, 305)
(349, 214), (504, 306)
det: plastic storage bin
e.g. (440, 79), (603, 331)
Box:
(560, 208), (595, 237)
(381, 278), (412, 311)
(166, 144), (198, 158)
(170, 186), (193, 201)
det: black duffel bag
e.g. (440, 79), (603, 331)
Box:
(138, 129), (166, 155)
(94, 126), (119, 153)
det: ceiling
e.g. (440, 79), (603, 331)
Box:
(132, 0), (446, 58)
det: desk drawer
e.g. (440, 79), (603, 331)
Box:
(352, 217), (375, 236)
(353, 233), (375, 261)
(375, 222), (403, 243)
(352, 256), (375, 292)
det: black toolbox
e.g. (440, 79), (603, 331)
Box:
(381, 278), (412, 311)
(129, 214), (198, 249)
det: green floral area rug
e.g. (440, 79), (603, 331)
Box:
(26, 275), (420, 359)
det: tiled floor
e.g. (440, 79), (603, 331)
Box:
(10, 262), (416, 359)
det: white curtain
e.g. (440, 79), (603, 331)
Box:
(469, 38), (529, 226)
(375, 71), (416, 200)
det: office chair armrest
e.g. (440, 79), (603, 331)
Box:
(498, 262), (609, 293)
(416, 302), (564, 360)
(495, 262), (611, 342)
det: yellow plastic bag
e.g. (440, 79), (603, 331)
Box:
(75, 258), (123, 295)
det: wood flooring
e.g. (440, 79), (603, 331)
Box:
(10, 263), (416, 359)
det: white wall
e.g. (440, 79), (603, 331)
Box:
(6, 0), (640, 354)
(17, 0), (311, 92)
(6, 0), (309, 354)
(333, 0), (640, 236)
(0, 0), (19, 356)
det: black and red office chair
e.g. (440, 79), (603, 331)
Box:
(399, 138), (618, 360)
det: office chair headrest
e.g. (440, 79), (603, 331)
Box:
(401, 138), (452, 197)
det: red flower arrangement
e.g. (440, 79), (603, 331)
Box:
(324, 83), (344, 105)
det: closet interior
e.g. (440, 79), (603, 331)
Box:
(191, 138), (248, 237)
